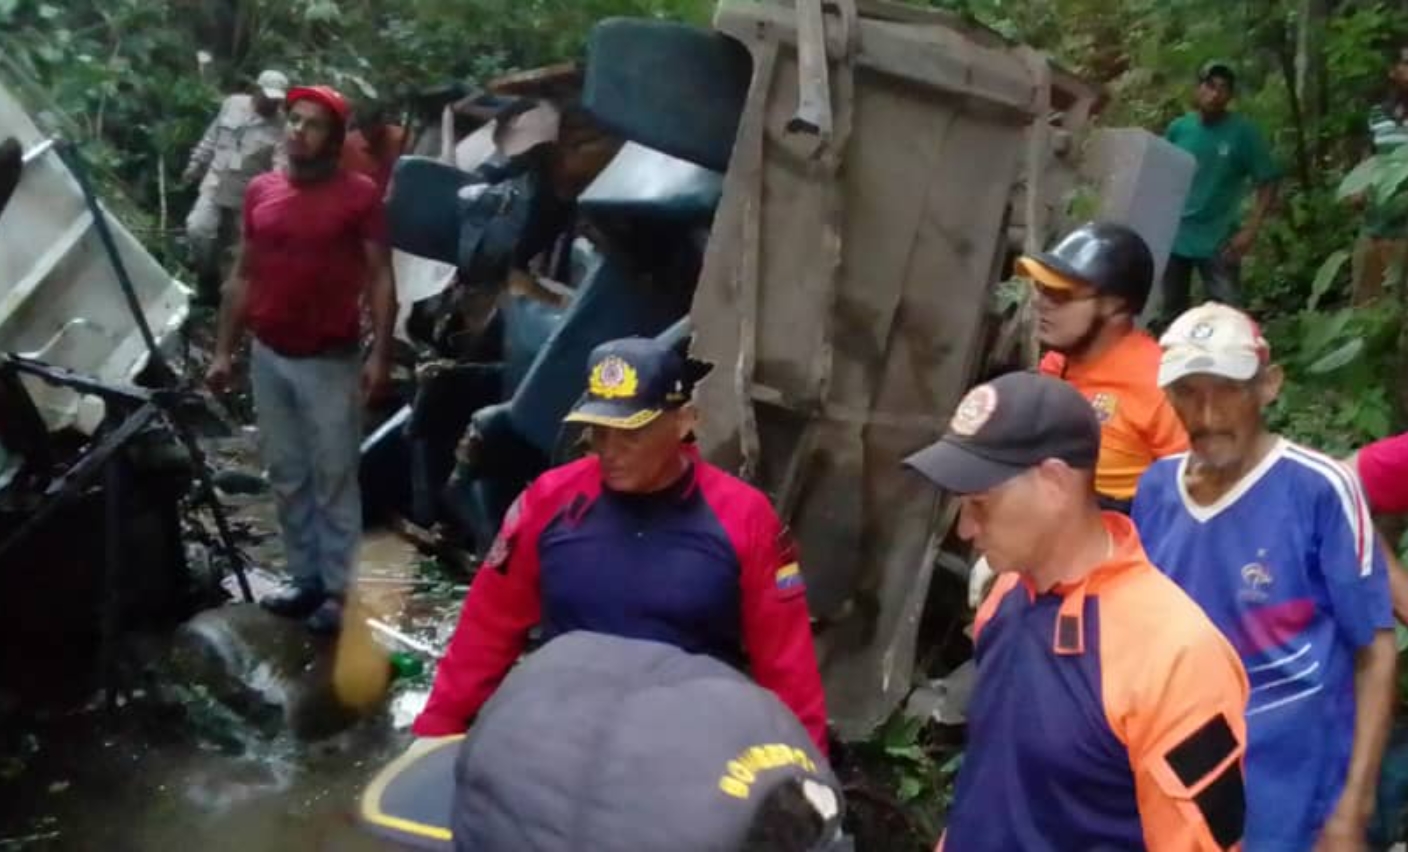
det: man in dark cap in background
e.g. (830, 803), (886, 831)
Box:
(968, 222), (1187, 606)
(414, 337), (828, 752)
(906, 371), (1247, 852)
(1163, 60), (1281, 318)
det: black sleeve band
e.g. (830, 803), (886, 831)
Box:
(1193, 762), (1244, 848)
(1166, 714), (1237, 786)
(1165, 714), (1244, 848)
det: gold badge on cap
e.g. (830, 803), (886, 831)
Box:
(589, 356), (639, 400)
(950, 384), (998, 436)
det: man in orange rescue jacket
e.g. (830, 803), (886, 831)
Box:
(907, 371), (1248, 851)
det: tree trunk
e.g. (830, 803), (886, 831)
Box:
(1273, 22), (1313, 188)
(1296, 0), (1329, 165)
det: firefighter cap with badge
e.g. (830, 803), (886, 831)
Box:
(903, 370), (1101, 494)
(565, 337), (713, 430)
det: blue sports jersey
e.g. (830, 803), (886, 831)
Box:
(1132, 439), (1393, 849)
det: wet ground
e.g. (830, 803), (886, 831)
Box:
(0, 429), (468, 852)
(0, 424), (949, 851)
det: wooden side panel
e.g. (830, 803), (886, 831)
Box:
(691, 7), (1029, 736)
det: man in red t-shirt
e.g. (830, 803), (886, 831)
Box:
(340, 101), (406, 194)
(1347, 433), (1408, 623)
(206, 84), (397, 634)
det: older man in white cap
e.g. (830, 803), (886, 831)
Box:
(183, 68), (289, 304)
(1132, 302), (1396, 850)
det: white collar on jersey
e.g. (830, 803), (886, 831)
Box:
(1176, 437), (1287, 523)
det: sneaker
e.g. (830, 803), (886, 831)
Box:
(305, 598), (344, 635)
(260, 584), (326, 619)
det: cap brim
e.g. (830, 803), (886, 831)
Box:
(262, 87), (287, 100)
(564, 400), (664, 430)
(1014, 255), (1086, 292)
(1157, 348), (1261, 388)
(903, 439), (1029, 496)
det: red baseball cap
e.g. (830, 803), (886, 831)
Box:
(286, 85), (351, 124)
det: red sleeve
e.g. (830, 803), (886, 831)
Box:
(412, 489), (543, 736)
(1358, 433), (1408, 515)
(736, 495), (829, 754)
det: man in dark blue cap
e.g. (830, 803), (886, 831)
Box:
(906, 371), (1248, 852)
(414, 337), (828, 752)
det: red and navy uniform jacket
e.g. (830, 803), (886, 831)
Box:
(413, 449), (829, 751)
(938, 514), (1249, 852)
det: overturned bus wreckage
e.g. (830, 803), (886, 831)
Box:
(0, 83), (253, 712)
(359, 0), (1207, 749)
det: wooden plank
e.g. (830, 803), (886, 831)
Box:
(730, 39), (780, 481)
(852, 0), (1097, 106)
(1017, 46), (1053, 369)
(787, 0), (834, 138)
(716, 1), (1038, 120)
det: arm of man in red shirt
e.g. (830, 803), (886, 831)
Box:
(205, 180), (258, 393)
(412, 491), (543, 736)
(357, 189), (396, 404)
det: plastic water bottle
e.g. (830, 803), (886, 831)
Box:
(389, 652), (426, 681)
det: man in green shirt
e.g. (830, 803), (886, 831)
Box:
(1349, 46), (1408, 305)
(1162, 61), (1281, 321)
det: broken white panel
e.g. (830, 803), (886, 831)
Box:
(0, 81), (191, 433)
(391, 250), (456, 342)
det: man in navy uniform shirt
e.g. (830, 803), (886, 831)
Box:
(414, 337), (828, 751)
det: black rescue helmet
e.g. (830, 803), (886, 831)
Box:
(1016, 221), (1155, 315)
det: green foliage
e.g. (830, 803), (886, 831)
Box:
(850, 712), (964, 843)
(1264, 302), (1399, 453)
(934, 0), (1408, 454)
(0, 0), (710, 264)
(1307, 249), (1350, 311)
(1340, 146), (1408, 208)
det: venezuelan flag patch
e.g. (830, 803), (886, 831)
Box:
(775, 562), (805, 597)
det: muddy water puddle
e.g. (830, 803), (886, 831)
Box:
(0, 521), (468, 852)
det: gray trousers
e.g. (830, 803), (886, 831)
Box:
(250, 339), (362, 596)
(1161, 253), (1242, 321)
(185, 193), (240, 301)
